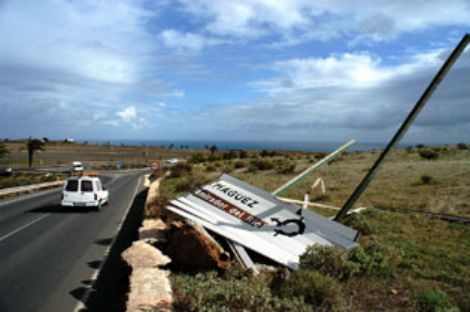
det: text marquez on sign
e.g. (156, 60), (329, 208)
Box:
(209, 182), (259, 209)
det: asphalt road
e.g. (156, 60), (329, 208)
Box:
(0, 172), (147, 312)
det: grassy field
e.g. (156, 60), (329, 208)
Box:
(0, 140), (194, 168)
(149, 145), (470, 311)
(232, 147), (470, 218)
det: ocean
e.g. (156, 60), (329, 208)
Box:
(88, 140), (397, 152)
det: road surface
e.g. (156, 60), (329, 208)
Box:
(0, 172), (147, 312)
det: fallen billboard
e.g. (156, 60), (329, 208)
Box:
(166, 174), (358, 269)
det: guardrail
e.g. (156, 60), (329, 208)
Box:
(0, 181), (65, 199)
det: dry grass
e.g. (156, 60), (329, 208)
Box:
(0, 141), (196, 168)
(0, 172), (65, 189)
(229, 147), (470, 218)
(153, 145), (470, 311)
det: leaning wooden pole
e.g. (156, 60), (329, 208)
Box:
(335, 33), (470, 222)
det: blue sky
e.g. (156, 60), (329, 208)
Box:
(0, 0), (469, 144)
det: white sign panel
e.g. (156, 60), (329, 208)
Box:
(167, 174), (357, 269)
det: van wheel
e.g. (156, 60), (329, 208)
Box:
(95, 201), (102, 212)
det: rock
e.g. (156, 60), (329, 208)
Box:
(126, 268), (173, 312)
(122, 241), (171, 269)
(145, 179), (165, 218)
(253, 264), (279, 275)
(139, 218), (167, 242)
(165, 220), (230, 270)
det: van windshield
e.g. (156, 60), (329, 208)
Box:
(81, 180), (93, 192)
(65, 180), (78, 192)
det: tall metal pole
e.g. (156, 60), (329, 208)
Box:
(335, 33), (470, 222)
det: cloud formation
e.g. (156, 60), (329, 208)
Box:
(0, 0), (469, 144)
(177, 0), (470, 44)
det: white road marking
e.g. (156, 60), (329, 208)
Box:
(0, 213), (51, 242)
(72, 174), (144, 312)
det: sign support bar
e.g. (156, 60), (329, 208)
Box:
(335, 33), (470, 222)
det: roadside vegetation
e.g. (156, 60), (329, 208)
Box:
(147, 144), (469, 311)
(0, 142), (10, 159)
(0, 172), (65, 190)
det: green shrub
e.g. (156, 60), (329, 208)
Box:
(188, 153), (205, 164)
(174, 174), (211, 193)
(222, 163), (234, 173)
(347, 241), (391, 277)
(234, 161), (245, 169)
(341, 212), (373, 235)
(414, 290), (457, 312)
(419, 149), (439, 160)
(238, 149), (248, 158)
(169, 162), (192, 178)
(174, 178), (192, 192)
(420, 174), (434, 185)
(299, 245), (358, 280)
(275, 160), (296, 174)
(249, 159), (274, 172)
(207, 154), (220, 162)
(222, 150), (238, 160)
(457, 142), (467, 150)
(315, 152), (327, 159)
(260, 150), (277, 157)
(205, 165), (216, 172)
(277, 270), (343, 310)
(173, 272), (313, 312)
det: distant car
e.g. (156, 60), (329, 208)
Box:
(61, 175), (109, 210)
(0, 167), (13, 176)
(72, 161), (84, 172)
(166, 158), (179, 165)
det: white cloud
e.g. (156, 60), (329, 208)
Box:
(117, 106), (138, 122)
(194, 47), (470, 143)
(0, 1), (153, 84)
(0, 0), (176, 138)
(177, 0), (470, 45)
(179, 0), (307, 38)
(169, 90), (186, 99)
(252, 49), (446, 94)
(160, 29), (224, 51)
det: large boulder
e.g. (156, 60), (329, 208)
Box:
(126, 268), (172, 312)
(122, 241), (171, 269)
(165, 220), (230, 271)
(139, 218), (167, 243)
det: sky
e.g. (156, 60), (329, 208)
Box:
(0, 0), (469, 144)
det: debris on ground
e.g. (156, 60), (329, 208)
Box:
(167, 174), (358, 269)
(165, 220), (230, 271)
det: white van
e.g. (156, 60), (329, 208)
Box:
(61, 175), (109, 210)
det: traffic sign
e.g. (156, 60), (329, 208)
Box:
(149, 160), (160, 172)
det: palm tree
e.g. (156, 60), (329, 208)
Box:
(0, 142), (9, 159)
(24, 138), (45, 167)
(210, 144), (218, 155)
